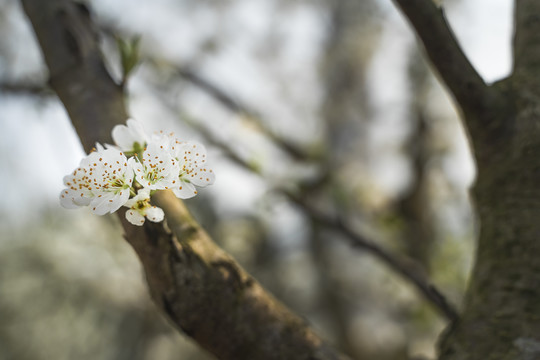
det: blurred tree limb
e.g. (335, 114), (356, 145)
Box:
(21, 0), (350, 359)
(154, 60), (319, 162)
(0, 81), (52, 96)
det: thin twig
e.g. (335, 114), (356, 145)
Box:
(0, 82), (51, 96)
(150, 61), (317, 162)
(288, 192), (459, 322)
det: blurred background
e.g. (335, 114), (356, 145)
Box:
(0, 0), (512, 359)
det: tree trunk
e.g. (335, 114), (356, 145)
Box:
(393, 0), (540, 359)
(439, 63), (540, 360)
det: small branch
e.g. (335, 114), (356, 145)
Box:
(0, 82), (51, 96)
(288, 193), (458, 322)
(176, 67), (247, 115)
(391, 0), (499, 137)
(153, 61), (316, 161)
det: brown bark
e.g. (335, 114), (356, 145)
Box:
(393, 0), (540, 359)
(21, 0), (350, 359)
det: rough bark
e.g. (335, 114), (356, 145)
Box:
(393, 0), (540, 359)
(21, 0), (350, 359)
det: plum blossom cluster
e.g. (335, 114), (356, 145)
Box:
(60, 119), (215, 226)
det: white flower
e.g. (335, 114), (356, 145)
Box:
(124, 188), (164, 226)
(111, 118), (149, 153)
(60, 118), (215, 220)
(170, 140), (215, 199)
(132, 137), (179, 190)
(60, 147), (135, 215)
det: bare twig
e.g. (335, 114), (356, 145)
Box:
(151, 61), (317, 162)
(0, 82), (51, 96)
(287, 192), (458, 322)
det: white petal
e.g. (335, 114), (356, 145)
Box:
(123, 188), (150, 208)
(60, 187), (93, 208)
(90, 192), (116, 215)
(112, 124), (135, 149)
(95, 143), (106, 152)
(145, 206), (164, 222)
(59, 189), (82, 209)
(188, 167), (215, 187)
(126, 119), (149, 141)
(126, 209), (145, 226)
(172, 182), (197, 199)
(132, 161), (147, 187)
(124, 197), (136, 208)
(125, 157), (136, 182)
(150, 133), (173, 149)
(112, 119), (148, 151)
(181, 141), (207, 164)
(73, 193), (92, 207)
(135, 188), (151, 201)
(108, 189), (130, 213)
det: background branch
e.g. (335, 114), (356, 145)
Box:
(0, 81), (51, 96)
(149, 59), (317, 162)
